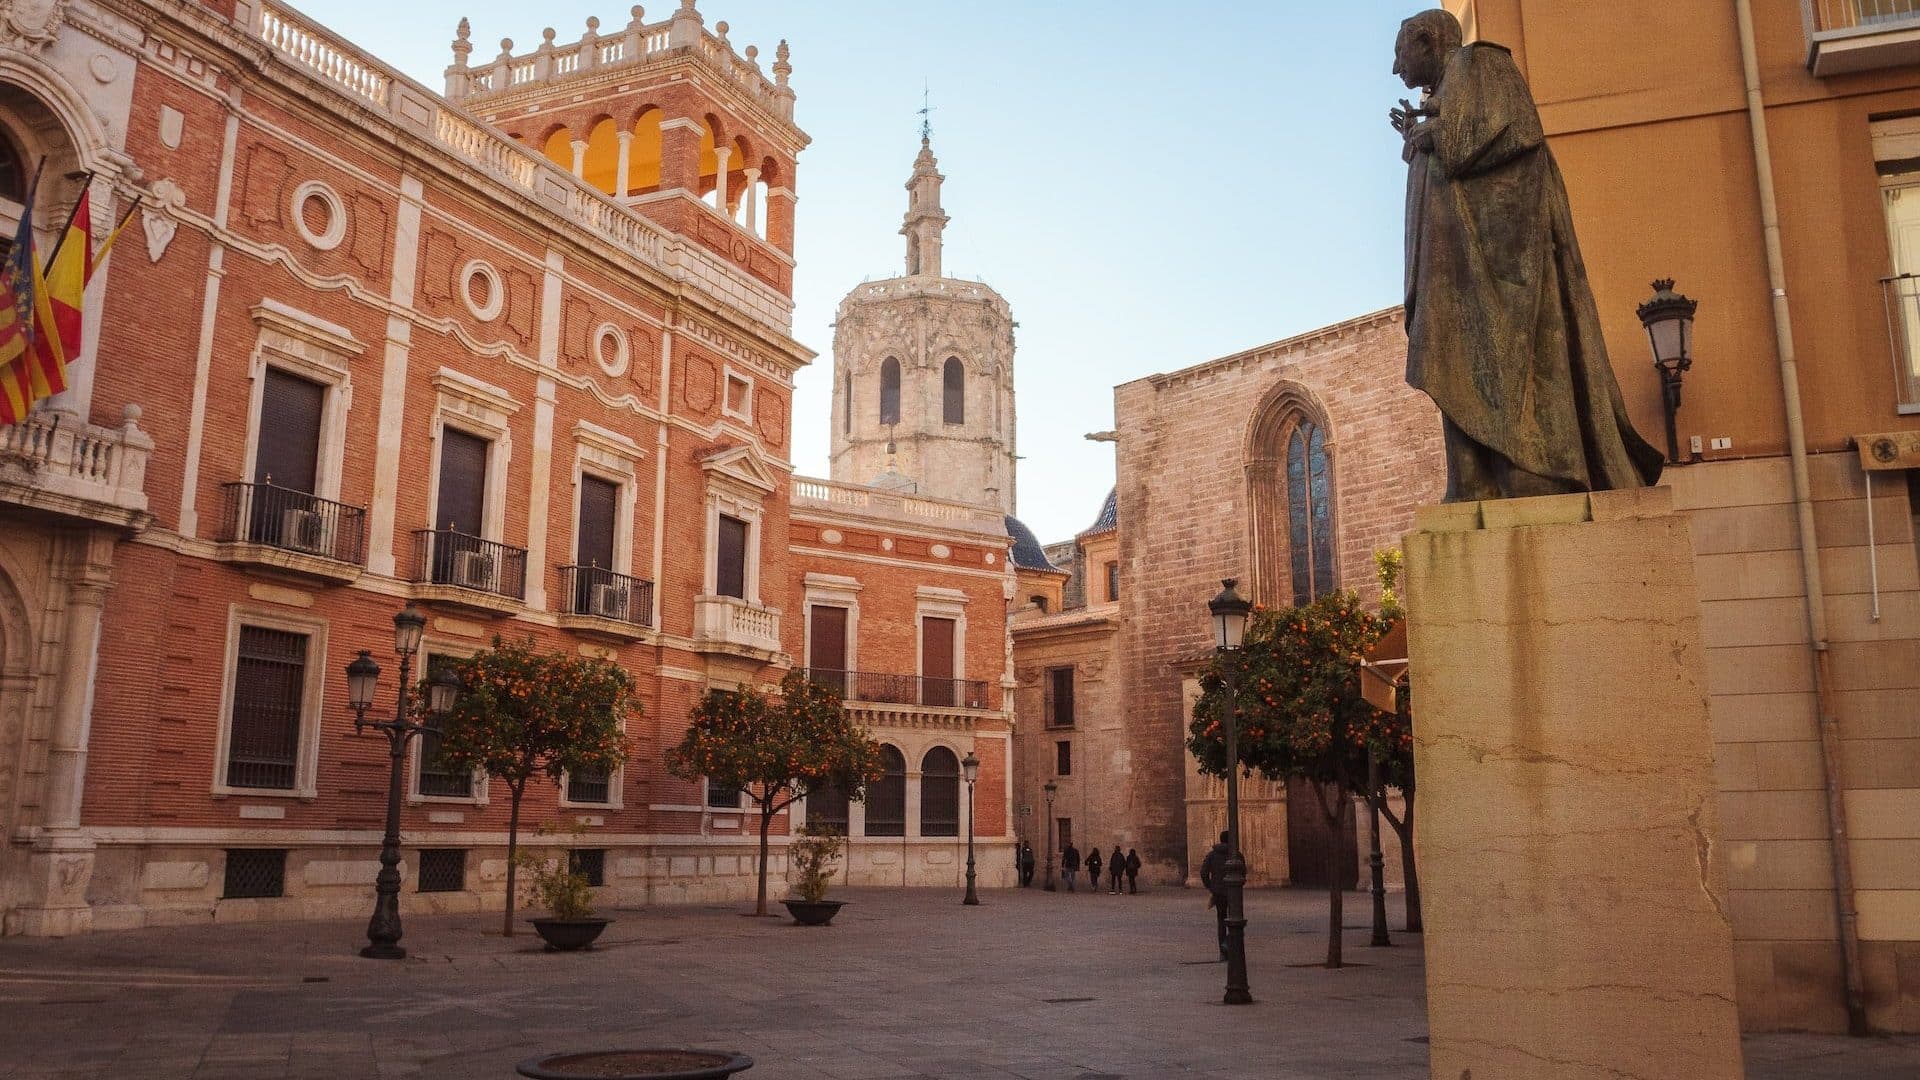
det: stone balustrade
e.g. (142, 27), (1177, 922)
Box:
(792, 476), (1006, 534)
(693, 594), (782, 656)
(0, 406), (153, 530)
(251, 3), (792, 333)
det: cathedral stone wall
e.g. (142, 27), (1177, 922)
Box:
(1110, 308), (1445, 882)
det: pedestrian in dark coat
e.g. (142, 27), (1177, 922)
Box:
(1019, 842), (1036, 887)
(1085, 847), (1103, 891)
(1199, 831), (1230, 959)
(1125, 848), (1142, 894)
(1107, 846), (1125, 893)
(1062, 843), (1081, 892)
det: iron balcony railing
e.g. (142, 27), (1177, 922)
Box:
(412, 528), (527, 601)
(803, 669), (990, 710)
(220, 481), (368, 565)
(1879, 274), (1920, 412)
(1809, 0), (1920, 31)
(557, 565), (655, 627)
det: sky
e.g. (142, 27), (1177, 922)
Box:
(317, 0), (1420, 544)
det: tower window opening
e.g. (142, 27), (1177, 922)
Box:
(879, 357), (901, 425)
(942, 357), (965, 425)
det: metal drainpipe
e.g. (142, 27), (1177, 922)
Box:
(1733, 0), (1869, 1035)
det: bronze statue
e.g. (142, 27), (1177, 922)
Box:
(1392, 10), (1663, 502)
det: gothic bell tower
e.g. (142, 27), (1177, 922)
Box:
(830, 138), (1017, 514)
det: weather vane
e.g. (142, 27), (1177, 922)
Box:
(918, 81), (935, 142)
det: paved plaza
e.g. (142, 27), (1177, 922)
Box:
(0, 886), (1914, 1079)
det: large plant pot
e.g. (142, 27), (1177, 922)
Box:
(781, 898), (844, 926)
(517, 1049), (753, 1079)
(530, 917), (611, 951)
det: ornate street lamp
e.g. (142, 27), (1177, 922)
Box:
(1207, 579), (1253, 1006)
(345, 603), (458, 960)
(1367, 750), (1392, 949)
(1042, 779), (1058, 892)
(961, 750), (980, 906)
(1637, 278), (1699, 466)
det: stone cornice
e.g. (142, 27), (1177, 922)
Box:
(1127, 305), (1404, 394)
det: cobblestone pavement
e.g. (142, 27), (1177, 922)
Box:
(0, 886), (1914, 1079)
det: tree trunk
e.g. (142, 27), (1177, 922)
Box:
(1399, 795), (1422, 933)
(1319, 779), (1347, 969)
(502, 783), (524, 937)
(756, 802), (774, 917)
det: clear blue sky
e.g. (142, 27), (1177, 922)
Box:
(319, 1), (1418, 543)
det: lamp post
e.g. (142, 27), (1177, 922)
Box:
(1367, 750), (1392, 948)
(344, 603), (459, 960)
(1208, 579), (1253, 1006)
(1637, 278), (1699, 466)
(1042, 780), (1057, 892)
(961, 750), (980, 905)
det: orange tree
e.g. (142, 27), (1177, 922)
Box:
(1188, 589), (1403, 968)
(667, 669), (885, 916)
(435, 636), (637, 936)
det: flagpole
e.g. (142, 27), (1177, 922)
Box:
(93, 198), (142, 265)
(39, 170), (94, 272)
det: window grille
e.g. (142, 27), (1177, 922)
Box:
(568, 767), (612, 804)
(417, 849), (466, 893)
(920, 746), (960, 837)
(807, 781), (849, 834)
(222, 849), (288, 899)
(226, 627), (308, 790)
(417, 656), (472, 797)
(569, 848), (606, 887)
(866, 745), (906, 837)
(706, 782), (742, 808)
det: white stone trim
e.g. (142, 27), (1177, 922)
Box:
(289, 180), (347, 251)
(803, 572), (862, 675)
(593, 322), (630, 378)
(916, 592), (969, 684)
(459, 258), (504, 322)
(210, 605), (329, 800)
(427, 370), (519, 541)
(722, 365), (754, 423)
(569, 423), (643, 579)
(241, 303), (360, 504)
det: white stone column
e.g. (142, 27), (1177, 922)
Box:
(570, 139), (589, 180)
(615, 130), (634, 198)
(741, 167), (760, 232)
(711, 145), (731, 213)
(19, 531), (113, 936)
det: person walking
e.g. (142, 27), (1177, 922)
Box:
(1199, 831), (1230, 959)
(1125, 848), (1142, 894)
(1085, 846), (1103, 893)
(1019, 841), (1036, 887)
(1061, 842), (1081, 892)
(1107, 846), (1125, 894)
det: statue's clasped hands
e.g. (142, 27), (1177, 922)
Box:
(1391, 98), (1436, 162)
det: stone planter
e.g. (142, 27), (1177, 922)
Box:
(781, 898), (844, 926)
(516, 1049), (753, 1079)
(529, 917), (611, 951)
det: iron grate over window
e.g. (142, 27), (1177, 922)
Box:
(223, 849), (288, 899)
(227, 627), (308, 790)
(567, 768), (611, 804)
(417, 849), (466, 893)
(569, 848), (606, 887)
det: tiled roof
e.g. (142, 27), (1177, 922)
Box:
(1005, 516), (1059, 571)
(1081, 486), (1118, 536)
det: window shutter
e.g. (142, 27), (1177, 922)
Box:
(255, 368), (325, 494)
(436, 428), (489, 535)
(716, 515), (748, 599)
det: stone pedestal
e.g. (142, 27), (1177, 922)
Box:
(1404, 489), (1742, 1080)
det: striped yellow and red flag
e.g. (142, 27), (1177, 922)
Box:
(0, 167), (41, 426)
(27, 185), (91, 402)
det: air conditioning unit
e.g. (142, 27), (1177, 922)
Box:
(590, 583), (629, 619)
(450, 549), (496, 590)
(280, 508), (331, 556)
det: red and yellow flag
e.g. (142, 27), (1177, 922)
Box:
(0, 163), (41, 426)
(27, 186), (90, 401)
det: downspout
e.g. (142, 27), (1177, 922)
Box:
(1733, 0), (1869, 1035)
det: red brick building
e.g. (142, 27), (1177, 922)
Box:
(0, 0), (1011, 936)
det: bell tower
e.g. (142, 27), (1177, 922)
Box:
(830, 138), (1018, 515)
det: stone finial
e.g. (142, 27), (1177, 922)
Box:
(586, 15), (600, 31)
(715, 20), (729, 44)
(541, 26), (557, 44)
(451, 17), (472, 66)
(680, 0), (697, 10)
(497, 37), (514, 60)
(628, 5), (646, 27)
(773, 39), (791, 86)
(744, 44), (759, 69)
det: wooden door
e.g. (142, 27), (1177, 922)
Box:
(808, 606), (849, 698)
(920, 616), (955, 707)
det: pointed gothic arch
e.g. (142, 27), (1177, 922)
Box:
(1246, 382), (1339, 608)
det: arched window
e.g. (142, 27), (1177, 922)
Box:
(942, 357), (964, 425)
(806, 780), (849, 836)
(866, 745), (906, 836)
(879, 357), (901, 425)
(1285, 421), (1336, 606)
(1247, 386), (1338, 609)
(920, 746), (960, 837)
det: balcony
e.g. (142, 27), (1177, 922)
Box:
(692, 595), (782, 658)
(0, 406), (151, 531)
(412, 528), (527, 614)
(1805, 1), (1920, 75)
(215, 482), (367, 583)
(555, 565), (655, 642)
(1879, 274), (1920, 413)
(804, 669), (991, 711)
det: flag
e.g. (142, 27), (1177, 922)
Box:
(28, 184), (90, 402)
(0, 165), (40, 426)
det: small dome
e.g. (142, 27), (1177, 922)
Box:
(1082, 486), (1118, 536)
(1004, 516), (1058, 571)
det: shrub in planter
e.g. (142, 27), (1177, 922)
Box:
(520, 829), (610, 950)
(782, 823), (845, 926)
